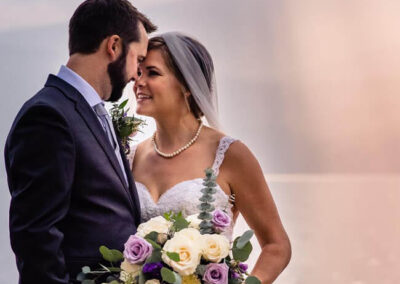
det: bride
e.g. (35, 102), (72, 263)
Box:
(128, 32), (291, 283)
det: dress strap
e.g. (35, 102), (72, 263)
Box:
(211, 136), (238, 176)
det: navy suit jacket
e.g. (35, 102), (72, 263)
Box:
(4, 75), (141, 284)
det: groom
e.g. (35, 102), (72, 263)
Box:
(4, 1), (156, 283)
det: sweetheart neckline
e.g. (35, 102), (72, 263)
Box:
(135, 178), (231, 205)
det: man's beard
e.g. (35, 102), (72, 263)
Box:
(107, 46), (128, 102)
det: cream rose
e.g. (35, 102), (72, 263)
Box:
(174, 228), (201, 242)
(145, 280), (161, 284)
(161, 231), (202, 276)
(120, 259), (141, 282)
(201, 234), (230, 263)
(187, 214), (202, 229)
(136, 216), (172, 237)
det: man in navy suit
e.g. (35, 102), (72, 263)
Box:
(4, 1), (156, 283)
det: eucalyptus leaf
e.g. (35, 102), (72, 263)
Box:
(110, 249), (124, 262)
(173, 272), (182, 284)
(195, 264), (207, 276)
(201, 187), (217, 194)
(199, 195), (215, 202)
(99, 246), (113, 262)
(198, 203), (215, 212)
(76, 272), (86, 281)
(198, 212), (212, 220)
(161, 267), (176, 283)
(245, 276), (262, 284)
(82, 266), (91, 274)
(237, 230), (254, 249)
(232, 237), (253, 262)
(199, 221), (213, 229)
(139, 271), (146, 284)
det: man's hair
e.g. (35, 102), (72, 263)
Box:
(69, 0), (157, 55)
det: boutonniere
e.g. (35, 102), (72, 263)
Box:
(110, 99), (146, 154)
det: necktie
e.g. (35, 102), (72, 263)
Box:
(93, 103), (128, 185)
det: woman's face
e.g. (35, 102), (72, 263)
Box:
(134, 49), (187, 119)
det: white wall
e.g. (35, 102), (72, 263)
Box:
(1, 0), (399, 283)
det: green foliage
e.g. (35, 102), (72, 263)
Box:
(198, 168), (218, 234)
(161, 267), (176, 283)
(82, 266), (91, 274)
(195, 264), (207, 276)
(173, 214), (190, 232)
(110, 99), (146, 154)
(145, 248), (162, 263)
(245, 276), (262, 284)
(232, 237), (253, 262)
(99, 246), (124, 263)
(144, 231), (159, 243)
(145, 238), (161, 250)
(166, 251), (180, 262)
(236, 230), (254, 249)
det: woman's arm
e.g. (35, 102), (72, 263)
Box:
(224, 141), (291, 284)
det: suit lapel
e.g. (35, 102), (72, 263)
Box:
(117, 138), (141, 225)
(45, 75), (139, 215)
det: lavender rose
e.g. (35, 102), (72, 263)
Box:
(212, 209), (231, 232)
(203, 263), (229, 284)
(124, 235), (153, 264)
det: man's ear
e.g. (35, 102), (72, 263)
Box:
(106, 35), (122, 60)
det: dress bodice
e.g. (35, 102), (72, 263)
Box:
(127, 136), (237, 239)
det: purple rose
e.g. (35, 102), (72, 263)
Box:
(238, 263), (248, 272)
(123, 235), (153, 264)
(212, 209), (231, 232)
(203, 263), (229, 284)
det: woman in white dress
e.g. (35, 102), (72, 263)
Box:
(128, 32), (291, 283)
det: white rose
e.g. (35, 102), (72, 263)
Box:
(145, 280), (160, 284)
(201, 234), (230, 263)
(120, 259), (141, 282)
(136, 216), (172, 237)
(186, 214), (202, 229)
(161, 232), (202, 276)
(174, 228), (201, 242)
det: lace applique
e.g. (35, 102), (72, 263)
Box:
(211, 136), (237, 176)
(130, 136), (238, 240)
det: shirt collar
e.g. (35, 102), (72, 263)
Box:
(57, 65), (103, 108)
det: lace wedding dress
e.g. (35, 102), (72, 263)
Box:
(127, 136), (237, 240)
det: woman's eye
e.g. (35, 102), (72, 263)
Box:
(137, 69), (142, 77)
(149, 70), (160, 76)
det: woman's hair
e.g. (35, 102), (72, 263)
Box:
(148, 35), (215, 119)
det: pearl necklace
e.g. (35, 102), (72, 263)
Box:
(152, 121), (204, 158)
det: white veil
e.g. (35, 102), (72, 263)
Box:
(160, 32), (221, 129)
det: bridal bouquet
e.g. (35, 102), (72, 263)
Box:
(78, 169), (260, 284)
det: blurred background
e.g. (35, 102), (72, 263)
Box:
(0, 0), (399, 283)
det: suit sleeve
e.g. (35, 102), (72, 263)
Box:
(6, 104), (75, 284)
